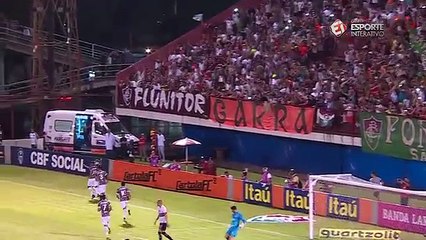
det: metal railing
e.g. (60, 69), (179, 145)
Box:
(0, 64), (129, 101)
(0, 24), (120, 65)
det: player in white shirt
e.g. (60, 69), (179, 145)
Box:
(154, 199), (173, 240)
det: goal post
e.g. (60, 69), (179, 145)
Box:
(308, 174), (426, 240)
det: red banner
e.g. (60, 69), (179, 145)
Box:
(111, 161), (229, 200)
(209, 97), (315, 134)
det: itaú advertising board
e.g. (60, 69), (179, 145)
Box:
(10, 147), (109, 175)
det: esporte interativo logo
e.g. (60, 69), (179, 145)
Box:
(330, 19), (385, 38)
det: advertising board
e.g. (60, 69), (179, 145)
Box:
(243, 182), (273, 207)
(210, 97), (315, 134)
(10, 147), (109, 175)
(326, 194), (359, 221)
(111, 161), (228, 200)
(377, 202), (426, 234)
(283, 187), (309, 213)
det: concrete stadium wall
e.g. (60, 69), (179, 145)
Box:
(183, 125), (426, 190)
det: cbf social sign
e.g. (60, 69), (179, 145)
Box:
(11, 147), (109, 175)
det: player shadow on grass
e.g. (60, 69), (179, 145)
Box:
(120, 223), (135, 228)
(88, 199), (99, 204)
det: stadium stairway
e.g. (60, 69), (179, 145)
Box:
(0, 23), (118, 65)
(0, 63), (130, 107)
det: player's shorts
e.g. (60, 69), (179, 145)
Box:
(101, 216), (110, 226)
(120, 201), (128, 209)
(97, 184), (106, 195)
(226, 226), (239, 238)
(159, 222), (168, 232)
(87, 178), (98, 188)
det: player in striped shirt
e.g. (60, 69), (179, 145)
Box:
(97, 194), (112, 240)
(154, 199), (173, 240)
(96, 169), (108, 197)
(116, 182), (131, 224)
(87, 161), (100, 200)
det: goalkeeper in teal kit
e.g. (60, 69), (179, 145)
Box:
(225, 206), (246, 240)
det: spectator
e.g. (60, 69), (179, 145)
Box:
(195, 156), (207, 173)
(139, 133), (147, 161)
(105, 129), (115, 159)
(397, 177), (410, 206)
(286, 169), (303, 189)
(157, 131), (165, 161)
(370, 171), (384, 200)
(149, 150), (160, 167)
(29, 129), (38, 149)
(119, 131), (128, 159)
(120, 0), (424, 134)
(241, 168), (249, 181)
(205, 157), (217, 176)
(85, 124), (92, 149)
(221, 171), (234, 179)
(168, 160), (181, 171)
(259, 167), (272, 185)
(317, 181), (334, 193)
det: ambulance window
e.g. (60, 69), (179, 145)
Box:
(54, 120), (73, 132)
(94, 122), (106, 135)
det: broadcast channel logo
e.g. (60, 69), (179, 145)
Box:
(330, 19), (385, 38)
(330, 19), (347, 37)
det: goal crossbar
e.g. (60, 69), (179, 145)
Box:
(308, 173), (426, 239)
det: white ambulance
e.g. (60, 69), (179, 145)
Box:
(43, 109), (138, 155)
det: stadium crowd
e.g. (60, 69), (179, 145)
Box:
(125, 0), (426, 124)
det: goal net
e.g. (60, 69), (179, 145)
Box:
(307, 174), (426, 240)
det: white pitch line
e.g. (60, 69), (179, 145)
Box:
(0, 180), (302, 238)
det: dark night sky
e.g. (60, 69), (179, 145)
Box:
(1, 0), (238, 49)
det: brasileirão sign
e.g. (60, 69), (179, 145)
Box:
(360, 112), (426, 161)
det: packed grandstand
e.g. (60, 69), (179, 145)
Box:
(117, 0), (426, 134)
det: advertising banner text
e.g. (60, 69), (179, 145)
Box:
(377, 202), (426, 234)
(10, 147), (109, 175)
(210, 97), (315, 134)
(283, 187), (309, 213)
(319, 228), (401, 239)
(111, 161), (228, 199)
(326, 194), (359, 221)
(243, 182), (273, 207)
(117, 86), (210, 118)
(360, 112), (426, 161)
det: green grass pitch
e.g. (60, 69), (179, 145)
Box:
(0, 165), (424, 240)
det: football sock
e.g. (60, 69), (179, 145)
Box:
(103, 225), (109, 235)
(128, 208), (131, 216)
(158, 231), (162, 240)
(162, 232), (173, 240)
(123, 207), (128, 218)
